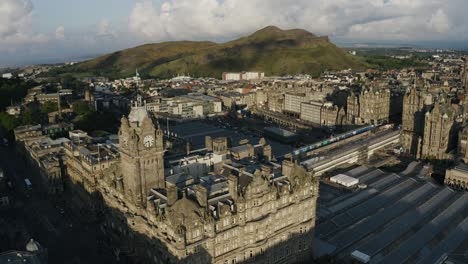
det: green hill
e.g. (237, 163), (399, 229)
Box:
(64, 26), (365, 79)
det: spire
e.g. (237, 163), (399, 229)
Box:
(135, 68), (141, 88)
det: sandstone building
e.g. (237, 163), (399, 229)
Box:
(347, 87), (391, 125)
(401, 87), (428, 158)
(421, 97), (461, 160)
(445, 163), (468, 190)
(401, 85), (463, 160)
(64, 97), (319, 263)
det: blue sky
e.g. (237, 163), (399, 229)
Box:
(1, 0), (468, 67)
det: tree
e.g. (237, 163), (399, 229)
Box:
(72, 101), (92, 116)
(41, 101), (58, 114)
(21, 108), (43, 125)
(0, 112), (19, 131)
(0, 78), (38, 110)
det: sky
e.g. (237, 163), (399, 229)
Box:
(1, 0), (468, 67)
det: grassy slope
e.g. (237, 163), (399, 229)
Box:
(72, 26), (365, 79)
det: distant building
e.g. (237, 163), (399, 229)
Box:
(321, 102), (344, 128)
(23, 137), (70, 194)
(300, 101), (323, 124)
(2, 73), (13, 79)
(347, 86), (391, 125)
(24, 89), (73, 104)
(42, 123), (74, 138)
(222, 71), (265, 81)
(284, 93), (308, 116)
(14, 124), (45, 143)
(147, 94), (223, 119)
(5, 105), (22, 116)
(299, 101), (343, 127)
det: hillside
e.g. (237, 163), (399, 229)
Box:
(65, 26), (365, 79)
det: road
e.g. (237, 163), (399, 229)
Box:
(0, 143), (117, 264)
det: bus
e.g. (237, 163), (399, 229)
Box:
(24, 178), (32, 190)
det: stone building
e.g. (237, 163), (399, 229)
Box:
(21, 136), (69, 194)
(300, 101), (323, 124)
(266, 92), (284, 113)
(284, 93), (308, 117)
(401, 88), (427, 158)
(346, 87), (391, 125)
(14, 124), (45, 144)
(358, 87), (391, 125)
(421, 98), (461, 160)
(346, 92), (360, 124)
(321, 102), (344, 128)
(458, 126), (468, 163)
(445, 163), (468, 190)
(64, 98), (319, 263)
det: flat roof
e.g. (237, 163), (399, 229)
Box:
(264, 127), (297, 137)
(330, 174), (359, 185)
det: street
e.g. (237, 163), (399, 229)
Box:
(0, 143), (117, 263)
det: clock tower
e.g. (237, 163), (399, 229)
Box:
(119, 96), (165, 207)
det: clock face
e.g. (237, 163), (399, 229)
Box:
(143, 135), (154, 148)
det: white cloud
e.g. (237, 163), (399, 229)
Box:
(97, 19), (111, 36)
(2, 0), (468, 67)
(0, 0), (47, 49)
(429, 9), (450, 33)
(0, 0), (33, 37)
(128, 0), (468, 42)
(55, 25), (65, 40)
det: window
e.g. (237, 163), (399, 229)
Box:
(192, 229), (200, 238)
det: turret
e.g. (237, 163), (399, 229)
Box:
(167, 183), (178, 206)
(195, 184), (208, 208)
(228, 174), (238, 200)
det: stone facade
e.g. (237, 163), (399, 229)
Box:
(358, 87), (391, 125)
(346, 92), (360, 124)
(458, 126), (468, 163)
(64, 100), (319, 264)
(400, 85), (464, 161)
(401, 88), (426, 157)
(445, 164), (468, 190)
(346, 87), (391, 125)
(283, 93), (308, 116)
(421, 99), (460, 160)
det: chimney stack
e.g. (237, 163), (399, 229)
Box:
(166, 183), (178, 206)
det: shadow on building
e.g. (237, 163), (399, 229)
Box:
(62, 177), (320, 264)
